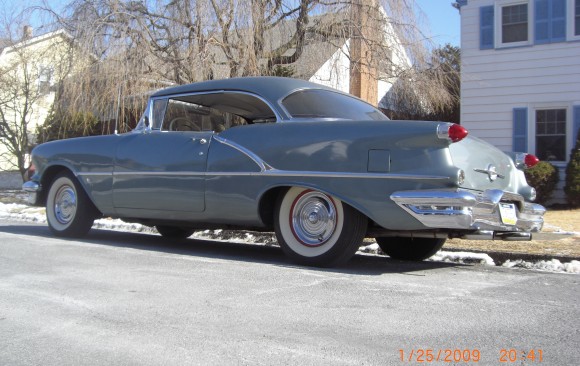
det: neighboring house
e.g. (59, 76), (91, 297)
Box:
(304, 8), (411, 110)
(456, 0), (580, 201)
(0, 28), (81, 173)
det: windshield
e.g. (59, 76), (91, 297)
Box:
(282, 89), (389, 121)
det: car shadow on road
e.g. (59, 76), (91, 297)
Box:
(3, 224), (467, 276)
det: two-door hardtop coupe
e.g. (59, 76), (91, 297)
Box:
(24, 77), (546, 267)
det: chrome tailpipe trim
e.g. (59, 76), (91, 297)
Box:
(459, 231), (532, 241)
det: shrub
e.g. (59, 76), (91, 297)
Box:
(564, 130), (580, 207)
(524, 161), (559, 205)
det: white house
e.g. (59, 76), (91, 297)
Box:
(456, 0), (580, 199)
(0, 28), (79, 173)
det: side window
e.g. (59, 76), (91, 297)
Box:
(163, 99), (206, 132)
(162, 98), (248, 132)
(151, 99), (168, 130)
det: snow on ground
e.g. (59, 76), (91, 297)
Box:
(2, 202), (578, 274)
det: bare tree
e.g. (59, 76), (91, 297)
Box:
(36, 0), (453, 131)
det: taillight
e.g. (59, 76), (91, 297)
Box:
(437, 123), (468, 143)
(524, 154), (539, 168)
(515, 153), (540, 169)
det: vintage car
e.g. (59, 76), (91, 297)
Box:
(24, 77), (545, 267)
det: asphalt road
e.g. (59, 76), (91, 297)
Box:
(0, 221), (578, 366)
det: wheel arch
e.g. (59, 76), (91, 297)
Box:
(257, 183), (372, 230)
(39, 164), (101, 215)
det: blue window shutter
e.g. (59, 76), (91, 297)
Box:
(513, 108), (528, 152)
(573, 106), (580, 144)
(535, 0), (566, 44)
(550, 0), (566, 41)
(535, 0), (550, 43)
(480, 6), (494, 49)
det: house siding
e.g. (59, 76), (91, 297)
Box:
(460, 0), (580, 202)
(461, 1), (580, 151)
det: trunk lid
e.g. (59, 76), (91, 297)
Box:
(449, 136), (515, 192)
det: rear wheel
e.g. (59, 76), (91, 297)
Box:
(156, 225), (195, 239)
(274, 187), (367, 267)
(46, 172), (97, 237)
(376, 237), (446, 261)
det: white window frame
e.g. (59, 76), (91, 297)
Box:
(495, 0), (533, 48)
(568, 0), (580, 40)
(37, 65), (53, 95)
(528, 102), (572, 164)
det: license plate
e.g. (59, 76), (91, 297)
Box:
(499, 203), (517, 225)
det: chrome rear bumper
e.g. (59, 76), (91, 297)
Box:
(390, 189), (545, 233)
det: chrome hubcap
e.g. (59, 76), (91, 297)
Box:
(54, 185), (77, 225)
(291, 191), (337, 247)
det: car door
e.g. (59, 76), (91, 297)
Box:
(113, 132), (212, 213)
(112, 97), (213, 214)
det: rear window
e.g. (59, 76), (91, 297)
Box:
(282, 89), (389, 121)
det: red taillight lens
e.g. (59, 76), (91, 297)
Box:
(448, 124), (468, 142)
(524, 154), (540, 168)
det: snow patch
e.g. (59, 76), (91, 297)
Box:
(502, 259), (580, 274)
(429, 251), (496, 266)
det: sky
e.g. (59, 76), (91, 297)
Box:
(415, 0), (461, 46)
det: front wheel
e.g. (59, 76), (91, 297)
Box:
(46, 172), (98, 237)
(274, 187), (367, 267)
(376, 237), (446, 261)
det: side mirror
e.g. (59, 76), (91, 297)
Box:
(144, 116), (150, 128)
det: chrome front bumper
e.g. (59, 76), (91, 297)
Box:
(390, 189), (545, 233)
(22, 181), (41, 205)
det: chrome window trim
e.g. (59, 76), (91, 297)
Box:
(146, 90), (282, 127)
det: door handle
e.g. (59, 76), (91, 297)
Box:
(191, 138), (208, 144)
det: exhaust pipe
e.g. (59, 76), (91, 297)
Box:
(460, 231), (531, 241)
(494, 232), (532, 241)
(371, 230), (532, 242)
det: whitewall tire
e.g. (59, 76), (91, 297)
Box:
(274, 187), (367, 267)
(46, 172), (97, 237)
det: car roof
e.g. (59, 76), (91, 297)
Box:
(150, 76), (339, 102)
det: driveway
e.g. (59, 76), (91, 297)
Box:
(0, 221), (578, 365)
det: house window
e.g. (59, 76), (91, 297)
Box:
(38, 66), (53, 94)
(536, 109), (567, 161)
(502, 3), (529, 43)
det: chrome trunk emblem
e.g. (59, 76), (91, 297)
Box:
(474, 164), (504, 181)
